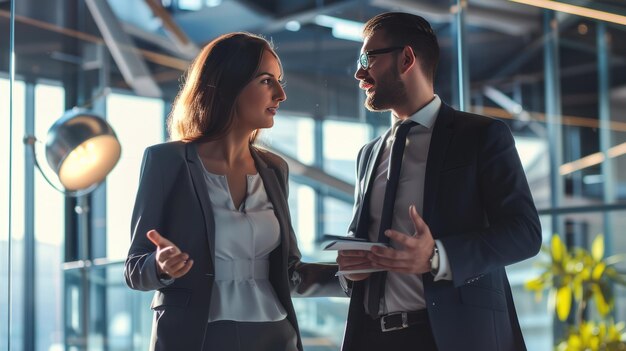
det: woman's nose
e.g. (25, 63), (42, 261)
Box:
(275, 84), (286, 102)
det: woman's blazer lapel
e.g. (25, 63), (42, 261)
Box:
(185, 142), (216, 268)
(181, 144), (291, 268)
(251, 148), (290, 261)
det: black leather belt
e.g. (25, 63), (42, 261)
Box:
(367, 310), (429, 332)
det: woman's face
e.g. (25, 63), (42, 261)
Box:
(233, 50), (286, 133)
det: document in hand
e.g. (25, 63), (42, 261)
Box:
(322, 235), (388, 275)
(322, 234), (388, 251)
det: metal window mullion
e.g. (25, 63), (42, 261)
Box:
(90, 43), (110, 350)
(24, 81), (36, 351)
(544, 10), (564, 236)
(6, 0), (16, 349)
(453, 0), (470, 112)
(597, 21), (614, 256)
(314, 118), (324, 241)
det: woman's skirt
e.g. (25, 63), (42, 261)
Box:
(202, 318), (298, 351)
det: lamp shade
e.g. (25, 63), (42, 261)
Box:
(45, 109), (121, 191)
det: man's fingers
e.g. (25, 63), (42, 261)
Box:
(369, 254), (405, 268)
(339, 250), (368, 257)
(344, 272), (371, 282)
(383, 230), (415, 248)
(337, 254), (371, 269)
(409, 205), (427, 235)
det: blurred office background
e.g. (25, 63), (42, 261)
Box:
(2, 0), (626, 350)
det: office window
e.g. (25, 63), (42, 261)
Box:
(0, 77), (26, 350)
(34, 83), (66, 351)
(323, 119), (370, 184)
(264, 114), (315, 165)
(105, 93), (165, 260)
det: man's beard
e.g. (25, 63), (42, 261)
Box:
(364, 68), (406, 112)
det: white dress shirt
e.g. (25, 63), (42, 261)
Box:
(364, 95), (452, 316)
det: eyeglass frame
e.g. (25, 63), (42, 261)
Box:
(358, 46), (404, 71)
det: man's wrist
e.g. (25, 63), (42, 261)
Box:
(429, 243), (440, 276)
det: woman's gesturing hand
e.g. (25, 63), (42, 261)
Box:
(147, 229), (194, 279)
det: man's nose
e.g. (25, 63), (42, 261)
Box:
(355, 66), (367, 80)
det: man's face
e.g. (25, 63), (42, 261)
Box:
(354, 31), (407, 112)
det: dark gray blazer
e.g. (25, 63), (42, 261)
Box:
(124, 141), (341, 351)
(341, 103), (542, 351)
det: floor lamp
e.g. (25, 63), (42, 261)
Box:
(24, 107), (121, 350)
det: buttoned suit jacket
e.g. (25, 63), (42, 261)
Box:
(124, 141), (341, 351)
(341, 103), (542, 351)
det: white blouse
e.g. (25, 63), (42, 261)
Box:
(202, 167), (287, 323)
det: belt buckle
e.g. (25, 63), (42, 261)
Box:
(380, 312), (408, 332)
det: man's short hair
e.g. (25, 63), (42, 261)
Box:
(363, 12), (439, 82)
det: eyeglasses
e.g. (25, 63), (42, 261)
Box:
(358, 46), (404, 71)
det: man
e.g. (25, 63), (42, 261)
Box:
(336, 12), (542, 351)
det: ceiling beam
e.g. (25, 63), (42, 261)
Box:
(143, 0), (199, 59)
(371, 0), (539, 36)
(85, 0), (162, 97)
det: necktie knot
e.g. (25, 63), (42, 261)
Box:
(393, 120), (417, 140)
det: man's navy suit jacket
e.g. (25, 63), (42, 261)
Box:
(341, 103), (542, 351)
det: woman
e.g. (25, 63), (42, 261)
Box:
(124, 32), (341, 351)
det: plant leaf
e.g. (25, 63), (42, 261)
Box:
(592, 262), (606, 281)
(525, 277), (544, 291)
(552, 234), (565, 263)
(604, 254), (626, 266)
(592, 285), (610, 317)
(591, 234), (604, 261)
(556, 285), (572, 321)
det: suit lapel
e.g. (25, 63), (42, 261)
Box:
(251, 148), (290, 261)
(353, 132), (388, 239)
(362, 133), (388, 197)
(185, 142), (216, 266)
(423, 104), (455, 226)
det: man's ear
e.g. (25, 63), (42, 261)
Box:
(399, 46), (416, 74)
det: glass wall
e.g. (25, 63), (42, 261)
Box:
(0, 1), (10, 345)
(3, 0), (626, 350)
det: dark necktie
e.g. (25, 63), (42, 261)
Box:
(367, 120), (416, 318)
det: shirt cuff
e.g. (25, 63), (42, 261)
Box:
(338, 274), (352, 296)
(158, 275), (175, 286)
(434, 239), (453, 281)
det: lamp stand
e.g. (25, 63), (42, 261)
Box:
(75, 195), (91, 351)
(63, 195), (91, 351)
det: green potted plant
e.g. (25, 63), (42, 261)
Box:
(525, 234), (626, 350)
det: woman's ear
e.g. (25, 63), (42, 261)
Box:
(399, 46), (416, 74)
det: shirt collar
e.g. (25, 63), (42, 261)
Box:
(391, 95), (441, 134)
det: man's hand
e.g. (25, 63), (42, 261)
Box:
(368, 205), (435, 274)
(337, 250), (372, 281)
(147, 229), (194, 279)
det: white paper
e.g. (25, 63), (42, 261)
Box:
(323, 240), (388, 251)
(336, 268), (386, 276)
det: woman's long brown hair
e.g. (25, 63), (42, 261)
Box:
(167, 32), (279, 143)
